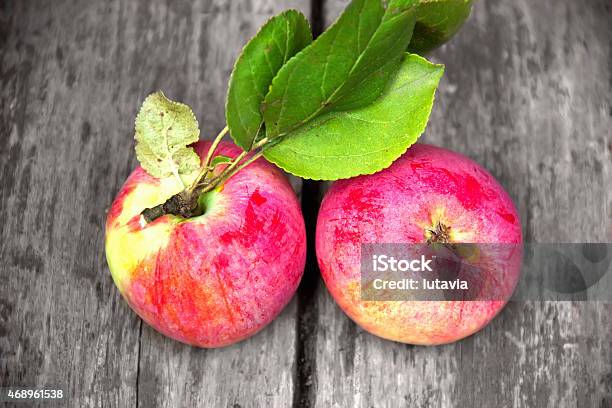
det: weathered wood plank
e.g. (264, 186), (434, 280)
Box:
(309, 1), (612, 407)
(0, 1), (146, 407)
(0, 1), (310, 407)
(129, 1), (311, 408)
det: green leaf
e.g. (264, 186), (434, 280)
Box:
(408, 0), (473, 54)
(263, 54), (443, 180)
(210, 155), (233, 167)
(226, 10), (312, 150)
(262, 0), (419, 139)
(134, 91), (200, 179)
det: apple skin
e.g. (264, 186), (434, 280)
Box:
(316, 144), (522, 345)
(105, 141), (306, 348)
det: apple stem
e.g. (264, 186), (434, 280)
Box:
(141, 190), (200, 222)
(142, 125), (271, 223)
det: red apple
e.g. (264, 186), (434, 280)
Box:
(316, 144), (522, 345)
(105, 141), (306, 347)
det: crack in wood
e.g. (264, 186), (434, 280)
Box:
(292, 3), (326, 406)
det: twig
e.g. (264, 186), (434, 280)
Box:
(188, 126), (228, 192)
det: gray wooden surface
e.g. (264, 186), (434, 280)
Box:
(0, 0), (610, 407)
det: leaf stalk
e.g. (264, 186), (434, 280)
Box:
(142, 125), (272, 222)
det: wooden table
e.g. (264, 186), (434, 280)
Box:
(1, 1), (610, 407)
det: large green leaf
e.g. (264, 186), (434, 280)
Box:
(408, 0), (473, 54)
(226, 10), (312, 150)
(262, 0), (419, 139)
(263, 54), (444, 180)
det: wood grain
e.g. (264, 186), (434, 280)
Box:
(1, 0), (611, 407)
(0, 1), (309, 407)
(127, 2), (311, 408)
(311, 1), (612, 407)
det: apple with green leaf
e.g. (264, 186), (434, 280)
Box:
(105, 0), (460, 348)
(106, 134), (306, 347)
